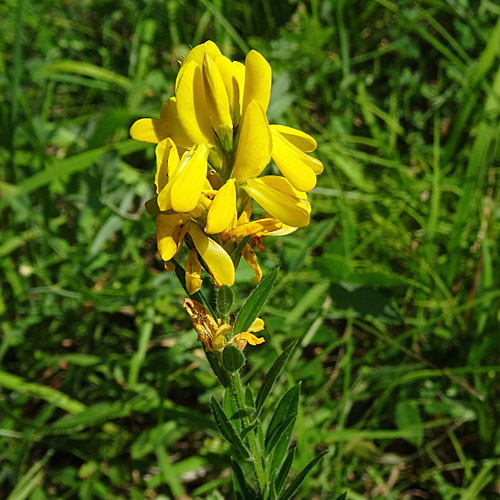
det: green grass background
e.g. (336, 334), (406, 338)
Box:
(1, 0), (500, 498)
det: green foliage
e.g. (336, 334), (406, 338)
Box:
(2, 0), (500, 498)
(217, 284), (234, 317)
(233, 267), (279, 335)
(222, 345), (245, 373)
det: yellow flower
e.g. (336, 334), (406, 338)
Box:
(184, 298), (265, 353)
(130, 40), (323, 200)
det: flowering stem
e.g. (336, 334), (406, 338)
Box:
(230, 371), (267, 493)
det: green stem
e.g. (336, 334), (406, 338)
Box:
(231, 371), (267, 493)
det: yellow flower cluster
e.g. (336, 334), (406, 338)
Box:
(131, 41), (322, 294)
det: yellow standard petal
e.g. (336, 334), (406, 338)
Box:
(176, 61), (214, 145)
(156, 214), (184, 261)
(270, 124), (317, 152)
(206, 179), (237, 234)
(171, 143), (210, 213)
(203, 53), (233, 134)
(176, 41), (222, 92)
(188, 224), (235, 287)
(242, 50), (272, 115)
(270, 128), (322, 192)
(185, 249), (203, 295)
(243, 177), (310, 228)
(130, 118), (170, 144)
(232, 100), (272, 180)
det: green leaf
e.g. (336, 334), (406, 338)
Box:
(245, 387), (255, 411)
(266, 384), (300, 448)
(223, 345), (245, 372)
(50, 402), (128, 430)
(0, 370), (85, 414)
(2, 140), (147, 204)
(266, 414), (297, 482)
(6, 450), (53, 500)
(275, 448), (295, 497)
(233, 267), (279, 335)
(254, 340), (298, 418)
(206, 351), (230, 388)
(395, 400), (423, 446)
(211, 397), (250, 460)
(33, 59), (131, 88)
(217, 285), (234, 316)
(232, 459), (257, 500)
(277, 451), (328, 500)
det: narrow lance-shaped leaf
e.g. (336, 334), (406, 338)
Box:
(254, 340), (298, 418)
(267, 414), (297, 481)
(277, 450), (328, 500)
(274, 447), (296, 497)
(233, 267), (279, 335)
(266, 413), (297, 482)
(232, 459), (258, 500)
(211, 396), (251, 460)
(266, 383), (300, 448)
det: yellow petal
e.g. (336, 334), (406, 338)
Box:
(167, 139), (180, 178)
(232, 100), (272, 180)
(226, 218), (282, 239)
(233, 61), (246, 118)
(270, 124), (317, 152)
(216, 55), (241, 123)
(176, 41), (222, 91)
(231, 332), (265, 346)
(171, 143), (210, 213)
(176, 61), (214, 145)
(155, 138), (177, 194)
(243, 178), (310, 228)
(185, 249), (203, 295)
(188, 224), (235, 287)
(130, 118), (169, 144)
(242, 50), (272, 115)
(206, 179), (237, 234)
(256, 175), (309, 202)
(157, 147), (188, 211)
(264, 224), (298, 237)
(242, 245), (262, 283)
(249, 317), (265, 332)
(203, 53), (233, 133)
(270, 128), (322, 191)
(159, 98), (193, 148)
(156, 214), (184, 261)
